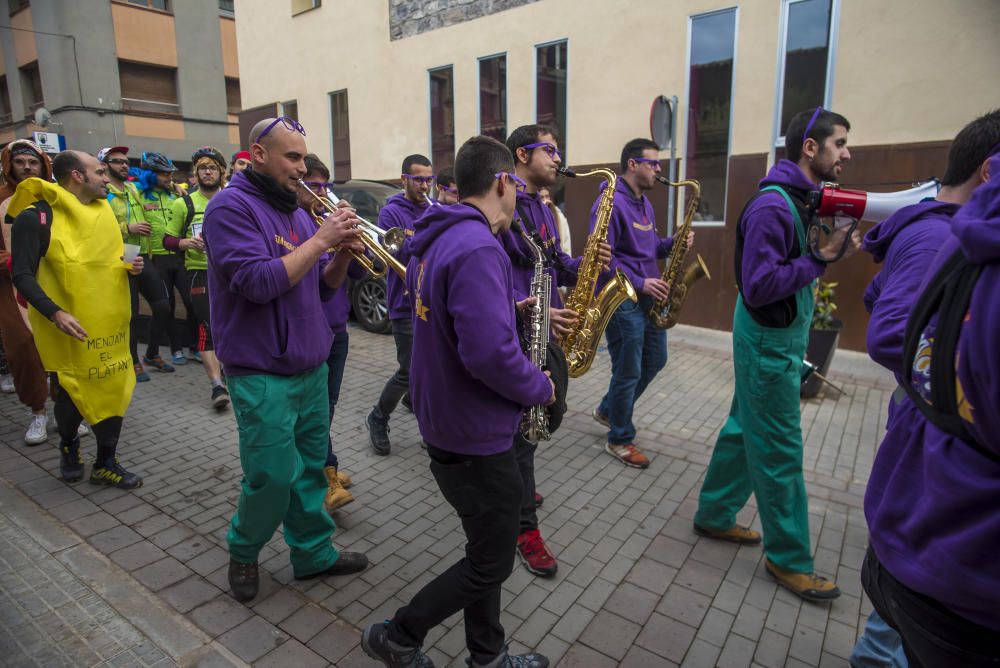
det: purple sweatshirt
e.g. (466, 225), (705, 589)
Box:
(591, 178), (672, 293)
(406, 203), (552, 455)
(322, 262), (367, 334)
(203, 171), (333, 376)
(379, 192), (428, 320)
(498, 190), (581, 306)
(865, 154), (1000, 631)
(862, 200), (957, 381)
(739, 160), (827, 308)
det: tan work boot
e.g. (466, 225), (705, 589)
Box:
(337, 470), (353, 489)
(324, 466), (354, 512)
(765, 559), (841, 602)
(693, 522), (762, 545)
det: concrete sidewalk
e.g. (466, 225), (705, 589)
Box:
(0, 323), (889, 667)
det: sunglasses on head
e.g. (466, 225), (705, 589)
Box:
(257, 116), (306, 143)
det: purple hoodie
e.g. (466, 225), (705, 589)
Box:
(322, 262), (367, 334)
(498, 190), (581, 305)
(591, 178), (672, 293)
(379, 192), (428, 320)
(862, 200), (957, 380)
(740, 160), (827, 308)
(406, 202), (552, 455)
(865, 154), (1000, 631)
(203, 171), (334, 376)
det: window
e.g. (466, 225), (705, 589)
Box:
(329, 90), (351, 181)
(0, 76), (12, 124)
(219, 0), (234, 14)
(8, 0), (28, 14)
(281, 100), (297, 120)
(535, 41), (567, 157)
(429, 66), (454, 170)
(291, 0), (320, 16)
(478, 54), (506, 142)
(19, 62), (43, 115)
(126, 0), (169, 10)
(225, 77), (241, 114)
(775, 0), (837, 140)
(685, 8), (737, 225)
(119, 60), (179, 114)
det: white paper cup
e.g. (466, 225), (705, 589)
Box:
(123, 243), (141, 263)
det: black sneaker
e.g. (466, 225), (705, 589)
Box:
(401, 393), (413, 413)
(466, 650), (549, 668)
(59, 438), (83, 483)
(228, 559), (259, 602)
(367, 410), (391, 456)
(295, 552), (369, 580)
(211, 385), (230, 410)
(90, 460), (143, 489)
(362, 621), (435, 668)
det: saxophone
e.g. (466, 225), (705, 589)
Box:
(648, 177), (711, 329)
(559, 167), (638, 377)
(513, 219), (551, 442)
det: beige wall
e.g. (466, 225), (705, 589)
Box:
(112, 2), (178, 68)
(220, 17), (239, 78)
(11, 7), (37, 68)
(236, 0), (1000, 179)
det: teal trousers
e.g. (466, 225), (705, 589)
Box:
(226, 364), (339, 577)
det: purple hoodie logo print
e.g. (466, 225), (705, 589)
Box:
(632, 215), (653, 232)
(413, 261), (430, 322)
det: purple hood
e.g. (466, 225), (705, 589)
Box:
(862, 200), (957, 263)
(379, 192), (428, 320)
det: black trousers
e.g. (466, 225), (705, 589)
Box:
(187, 270), (213, 352)
(51, 374), (123, 467)
(389, 444), (522, 665)
(129, 255), (171, 363)
(862, 546), (1000, 668)
(514, 434), (538, 534)
(375, 317), (412, 418)
(151, 253), (196, 354)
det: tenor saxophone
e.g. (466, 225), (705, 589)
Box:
(559, 167), (638, 378)
(648, 177), (710, 329)
(513, 219), (551, 442)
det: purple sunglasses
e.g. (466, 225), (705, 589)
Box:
(257, 116), (306, 143)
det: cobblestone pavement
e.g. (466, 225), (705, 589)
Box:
(0, 324), (893, 667)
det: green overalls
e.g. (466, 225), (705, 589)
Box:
(695, 185), (816, 573)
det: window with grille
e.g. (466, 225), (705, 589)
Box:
(119, 60), (179, 114)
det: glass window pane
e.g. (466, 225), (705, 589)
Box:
(686, 10), (736, 223)
(282, 100), (298, 121)
(479, 55), (506, 142)
(536, 41), (567, 158)
(780, 0), (831, 135)
(430, 67), (455, 169)
(330, 90), (351, 181)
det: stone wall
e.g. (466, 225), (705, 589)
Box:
(388, 0), (539, 40)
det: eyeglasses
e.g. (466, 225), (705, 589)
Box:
(105, 158), (129, 166)
(197, 165), (221, 173)
(495, 172), (527, 193)
(302, 181), (332, 192)
(402, 174), (436, 185)
(438, 184), (457, 195)
(521, 142), (562, 161)
(257, 116), (306, 143)
(631, 157), (662, 169)
(803, 106), (823, 144)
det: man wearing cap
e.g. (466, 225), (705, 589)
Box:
(101, 147), (173, 383)
(0, 139), (53, 445)
(163, 147), (229, 409)
(227, 150), (251, 185)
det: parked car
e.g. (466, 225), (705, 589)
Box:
(329, 179), (400, 334)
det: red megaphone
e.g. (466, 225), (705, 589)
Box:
(810, 180), (941, 223)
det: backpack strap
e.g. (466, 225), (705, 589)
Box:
(180, 194), (196, 239)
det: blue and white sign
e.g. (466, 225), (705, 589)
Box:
(32, 131), (66, 154)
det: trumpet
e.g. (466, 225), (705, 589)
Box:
(298, 180), (407, 280)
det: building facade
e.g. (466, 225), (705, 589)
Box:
(235, 0), (999, 350)
(0, 0), (241, 167)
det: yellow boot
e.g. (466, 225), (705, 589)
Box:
(337, 470), (353, 489)
(765, 559), (840, 602)
(324, 466), (354, 512)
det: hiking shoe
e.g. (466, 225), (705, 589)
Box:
(694, 522), (762, 545)
(228, 559), (259, 602)
(362, 621), (435, 668)
(142, 355), (174, 373)
(324, 466), (355, 512)
(25, 413), (48, 445)
(467, 648), (550, 668)
(59, 439), (83, 483)
(90, 460), (143, 489)
(337, 470), (353, 489)
(77, 422), (90, 438)
(765, 559), (841, 602)
(592, 407), (610, 428)
(367, 410), (391, 456)
(0, 374), (14, 393)
(534, 492), (544, 508)
(211, 385), (230, 410)
(134, 364), (150, 382)
(605, 442), (650, 469)
(171, 350), (187, 365)
(401, 393), (413, 413)
(516, 529), (558, 577)
(295, 552), (368, 580)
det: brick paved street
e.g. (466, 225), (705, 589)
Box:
(0, 323), (893, 667)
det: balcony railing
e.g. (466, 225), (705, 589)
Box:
(121, 97), (181, 116)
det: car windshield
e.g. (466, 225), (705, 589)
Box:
(329, 180), (400, 222)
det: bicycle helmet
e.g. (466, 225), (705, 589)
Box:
(141, 151), (176, 173)
(191, 146), (226, 170)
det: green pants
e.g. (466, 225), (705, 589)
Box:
(226, 364), (338, 577)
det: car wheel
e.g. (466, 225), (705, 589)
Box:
(352, 276), (391, 334)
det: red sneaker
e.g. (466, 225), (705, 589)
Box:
(517, 529), (558, 577)
(605, 442), (650, 468)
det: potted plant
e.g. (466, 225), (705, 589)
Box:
(801, 280), (843, 398)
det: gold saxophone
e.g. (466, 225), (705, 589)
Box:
(559, 167), (638, 377)
(648, 176), (710, 329)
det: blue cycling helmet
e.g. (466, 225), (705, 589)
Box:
(141, 151), (176, 173)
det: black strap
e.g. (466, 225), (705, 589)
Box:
(513, 200), (563, 271)
(900, 248), (985, 451)
(180, 194), (196, 239)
